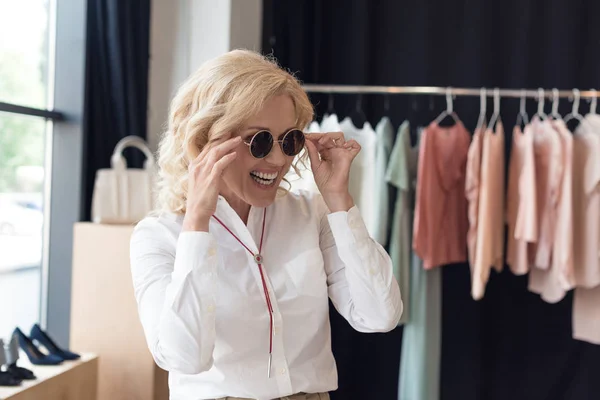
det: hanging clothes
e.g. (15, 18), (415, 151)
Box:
(413, 121), (470, 270)
(372, 116), (395, 246)
(529, 118), (563, 272)
(397, 124), (442, 400)
(572, 113), (600, 345)
(340, 117), (378, 238)
(471, 122), (505, 299)
(385, 121), (417, 324)
(529, 119), (573, 303)
(572, 115), (600, 288)
(465, 123), (485, 270)
(506, 124), (538, 276)
(321, 113), (341, 133)
(398, 253), (442, 400)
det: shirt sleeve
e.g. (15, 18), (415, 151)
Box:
(318, 198), (403, 332)
(129, 218), (218, 375)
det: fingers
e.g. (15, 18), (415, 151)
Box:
(343, 139), (361, 157)
(307, 132), (346, 151)
(304, 138), (321, 167)
(190, 136), (241, 170)
(210, 151), (237, 177)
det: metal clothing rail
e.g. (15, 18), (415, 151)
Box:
(302, 84), (599, 99)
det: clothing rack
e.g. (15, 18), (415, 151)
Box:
(302, 84), (599, 99)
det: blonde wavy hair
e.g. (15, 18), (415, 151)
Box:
(155, 49), (314, 214)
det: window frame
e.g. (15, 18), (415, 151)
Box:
(0, 0), (87, 347)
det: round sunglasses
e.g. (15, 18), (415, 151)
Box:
(242, 129), (306, 159)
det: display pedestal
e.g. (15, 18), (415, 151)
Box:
(0, 353), (98, 400)
(70, 222), (169, 400)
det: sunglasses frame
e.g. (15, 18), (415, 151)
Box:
(242, 128), (305, 159)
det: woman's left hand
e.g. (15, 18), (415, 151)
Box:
(305, 132), (360, 212)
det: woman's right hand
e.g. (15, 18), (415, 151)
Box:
(182, 136), (241, 232)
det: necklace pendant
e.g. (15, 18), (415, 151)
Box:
(254, 254), (263, 264)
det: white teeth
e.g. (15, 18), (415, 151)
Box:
(251, 174), (275, 186)
(251, 171), (278, 180)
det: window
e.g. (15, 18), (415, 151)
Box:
(0, 0), (54, 339)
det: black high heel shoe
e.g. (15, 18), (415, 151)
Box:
(3, 334), (36, 380)
(30, 324), (80, 361)
(13, 328), (63, 366)
(0, 340), (22, 387)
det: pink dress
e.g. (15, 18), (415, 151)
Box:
(413, 121), (470, 270)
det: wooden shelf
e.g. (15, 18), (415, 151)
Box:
(0, 352), (98, 400)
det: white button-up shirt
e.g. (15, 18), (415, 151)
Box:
(130, 190), (402, 400)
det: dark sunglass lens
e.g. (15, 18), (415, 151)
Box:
(282, 130), (305, 156)
(250, 131), (273, 158)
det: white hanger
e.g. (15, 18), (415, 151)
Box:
(588, 88), (597, 115)
(550, 88), (562, 120)
(533, 88), (548, 120)
(564, 88), (585, 124)
(475, 88), (487, 132)
(488, 88), (501, 130)
(434, 87), (460, 125)
(516, 89), (529, 128)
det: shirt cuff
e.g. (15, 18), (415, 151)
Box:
(173, 231), (218, 278)
(327, 206), (370, 247)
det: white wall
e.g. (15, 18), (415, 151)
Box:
(147, 0), (263, 152)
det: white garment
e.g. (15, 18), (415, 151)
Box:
(339, 117), (378, 238)
(286, 121), (320, 193)
(130, 190), (402, 400)
(320, 113), (341, 133)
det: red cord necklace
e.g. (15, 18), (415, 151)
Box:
(211, 208), (274, 378)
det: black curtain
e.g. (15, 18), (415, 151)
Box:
(82, 0), (151, 221)
(263, 1), (600, 400)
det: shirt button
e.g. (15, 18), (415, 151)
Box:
(274, 326), (280, 335)
(207, 247), (216, 257)
(279, 367), (286, 375)
(206, 304), (215, 313)
(369, 268), (377, 276)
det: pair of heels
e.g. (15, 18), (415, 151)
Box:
(14, 324), (81, 366)
(0, 332), (35, 387)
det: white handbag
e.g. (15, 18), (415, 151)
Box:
(91, 136), (156, 224)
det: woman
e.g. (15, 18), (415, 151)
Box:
(130, 49), (402, 400)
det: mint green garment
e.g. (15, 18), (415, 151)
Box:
(373, 117), (396, 246)
(385, 121), (414, 324)
(399, 254), (442, 400)
(396, 125), (442, 400)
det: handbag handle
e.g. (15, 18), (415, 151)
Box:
(110, 135), (155, 170)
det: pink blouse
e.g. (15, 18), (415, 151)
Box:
(529, 120), (573, 303)
(506, 125), (538, 275)
(465, 126), (484, 268)
(471, 123), (505, 300)
(413, 121), (470, 270)
(572, 123), (600, 288)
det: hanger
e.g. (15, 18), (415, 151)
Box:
(533, 88), (548, 120)
(588, 88), (597, 115)
(516, 89), (529, 128)
(434, 87), (460, 125)
(475, 88), (487, 132)
(550, 88), (562, 120)
(564, 88), (585, 124)
(488, 88), (501, 130)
